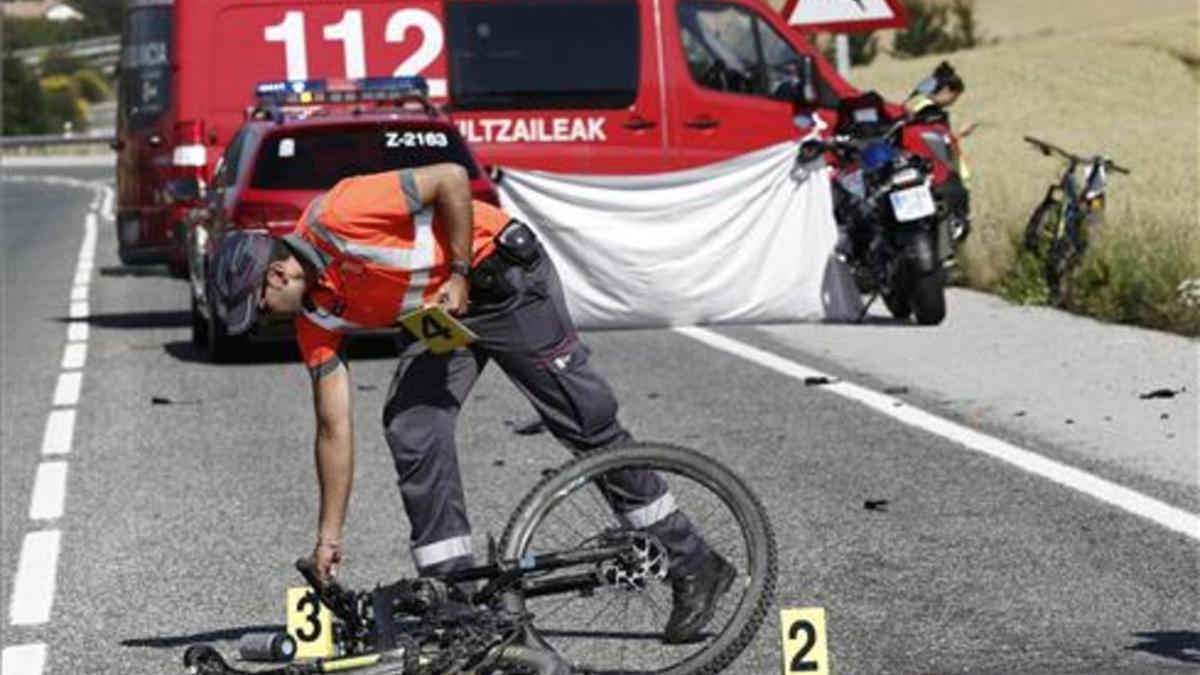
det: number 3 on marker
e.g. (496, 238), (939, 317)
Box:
(780, 608), (830, 675)
(286, 587), (334, 659)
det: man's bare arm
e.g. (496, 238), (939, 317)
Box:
(310, 362), (353, 577)
(411, 163), (473, 268)
(410, 163), (473, 314)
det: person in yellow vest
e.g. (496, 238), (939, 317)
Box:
(906, 61), (974, 241)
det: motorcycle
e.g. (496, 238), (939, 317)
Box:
(801, 119), (953, 325)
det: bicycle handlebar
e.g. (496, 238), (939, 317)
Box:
(1024, 136), (1131, 175)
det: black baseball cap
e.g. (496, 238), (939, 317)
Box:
(211, 231), (276, 335)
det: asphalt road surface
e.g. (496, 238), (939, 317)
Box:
(2, 162), (1197, 675)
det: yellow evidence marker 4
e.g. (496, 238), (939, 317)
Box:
(286, 587), (335, 659)
(780, 607), (831, 675)
(400, 306), (478, 355)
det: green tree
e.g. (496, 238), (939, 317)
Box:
(2, 54), (48, 135)
(39, 47), (86, 76)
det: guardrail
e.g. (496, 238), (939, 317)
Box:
(1, 134), (116, 149)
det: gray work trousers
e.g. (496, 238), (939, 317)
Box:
(382, 246), (706, 577)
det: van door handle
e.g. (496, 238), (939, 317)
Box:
(684, 116), (720, 130)
(622, 116), (657, 131)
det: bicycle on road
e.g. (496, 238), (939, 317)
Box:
(1021, 136), (1130, 301)
(183, 443), (776, 675)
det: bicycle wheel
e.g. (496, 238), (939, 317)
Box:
(1023, 197), (1060, 253)
(499, 443), (776, 675)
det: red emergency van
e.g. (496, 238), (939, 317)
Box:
(114, 0), (859, 263)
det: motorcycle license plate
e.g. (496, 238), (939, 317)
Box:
(890, 185), (936, 222)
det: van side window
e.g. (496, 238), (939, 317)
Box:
(446, 0), (639, 110)
(679, 1), (836, 104)
(679, 3), (762, 96)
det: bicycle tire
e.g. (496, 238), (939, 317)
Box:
(499, 443), (776, 675)
(1023, 197), (1060, 252)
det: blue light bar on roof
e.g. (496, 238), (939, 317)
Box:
(254, 76), (430, 105)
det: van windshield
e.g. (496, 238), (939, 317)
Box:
(446, 0), (639, 110)
(250, 124), (481, 190)
(119, 6), (172, 130)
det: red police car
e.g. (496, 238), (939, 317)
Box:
(187, 76), (499, 361)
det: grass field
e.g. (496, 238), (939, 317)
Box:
(840, 1), (1200, 334)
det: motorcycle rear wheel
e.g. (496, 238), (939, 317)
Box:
(911, 269), (947, 325)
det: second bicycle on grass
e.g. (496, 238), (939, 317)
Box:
(1021, 136), (1130, 301)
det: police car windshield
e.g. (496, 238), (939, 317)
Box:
(250, 124), (480, 190)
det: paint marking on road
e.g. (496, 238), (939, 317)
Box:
(68, 301), (88, 319)
(29, 462), (68, 521)
(40, 409), (76, 456)
(61, 342), (87, 370)
(67, 321), (89, 343)
(9, 530), (61, 625)
(674, 327), (1200, 543)
(70, 285), (89, 301)
(2, 644), (47, 675)
(52, 371), (83, 407)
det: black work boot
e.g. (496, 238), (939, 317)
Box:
(662, 551), (736, 644)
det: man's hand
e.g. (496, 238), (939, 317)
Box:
(307, 539), (343, 581)
(435, 274), (470, 316)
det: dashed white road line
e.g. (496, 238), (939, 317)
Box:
(29, 462), (69, 521)
(675, 326), (1200, 543)
(67, 321), (89, 343)
(51, 372), (82, 407)
(4, 178), (112, 670)
(61, 343), (87, 370)
(2, 643), (47, 675)
(9, 530), (62, 626)
(40, 410), (76, 456)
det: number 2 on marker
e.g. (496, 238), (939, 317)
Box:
(780, 608), (830, 675)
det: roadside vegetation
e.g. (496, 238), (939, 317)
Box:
(847, 2), (1200, 335)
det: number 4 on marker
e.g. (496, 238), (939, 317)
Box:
(781, 608), (831, 675)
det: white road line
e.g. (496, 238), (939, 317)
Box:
(61, 342), (87, 370)
(675, 327), (1200, 543)
(9, 530), (61, 625)
(67, 321), (89, 343)
(70, 285), (89, 301)
(29, 462), (68, 521)
(40, 409), (76, 456)
(51, 372), (83, 407)
(2, 644), (47, 675)
(68, 301), (88, 319)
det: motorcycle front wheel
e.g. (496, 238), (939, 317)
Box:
(500, 443), (777, 675)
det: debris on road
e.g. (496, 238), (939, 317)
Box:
(863, 499), (890, 512)
(804, 376), (839, 387)
(493, 459), (506, 467)
(1139, 387), (1186, 400)
(357, 384), (378, 392)
(1014, 410), (1027, 417)
(883, 386), (909, 395)
(151, 396), (201, 406)
(648, 392), (661, 399)
(513, 418), (547, 436)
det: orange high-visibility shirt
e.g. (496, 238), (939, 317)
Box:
(285, 169), (506, 378)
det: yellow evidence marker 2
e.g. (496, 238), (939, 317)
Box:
(287, 587), (335, 659)
(780, 607), (831, 675)
(400, 306), (478, 355)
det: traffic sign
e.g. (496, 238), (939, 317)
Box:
(781, 0), (909, 32)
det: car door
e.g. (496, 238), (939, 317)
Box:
(662, 0), (808, 169)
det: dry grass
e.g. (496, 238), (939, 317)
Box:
(842, 5), (1200, 333)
